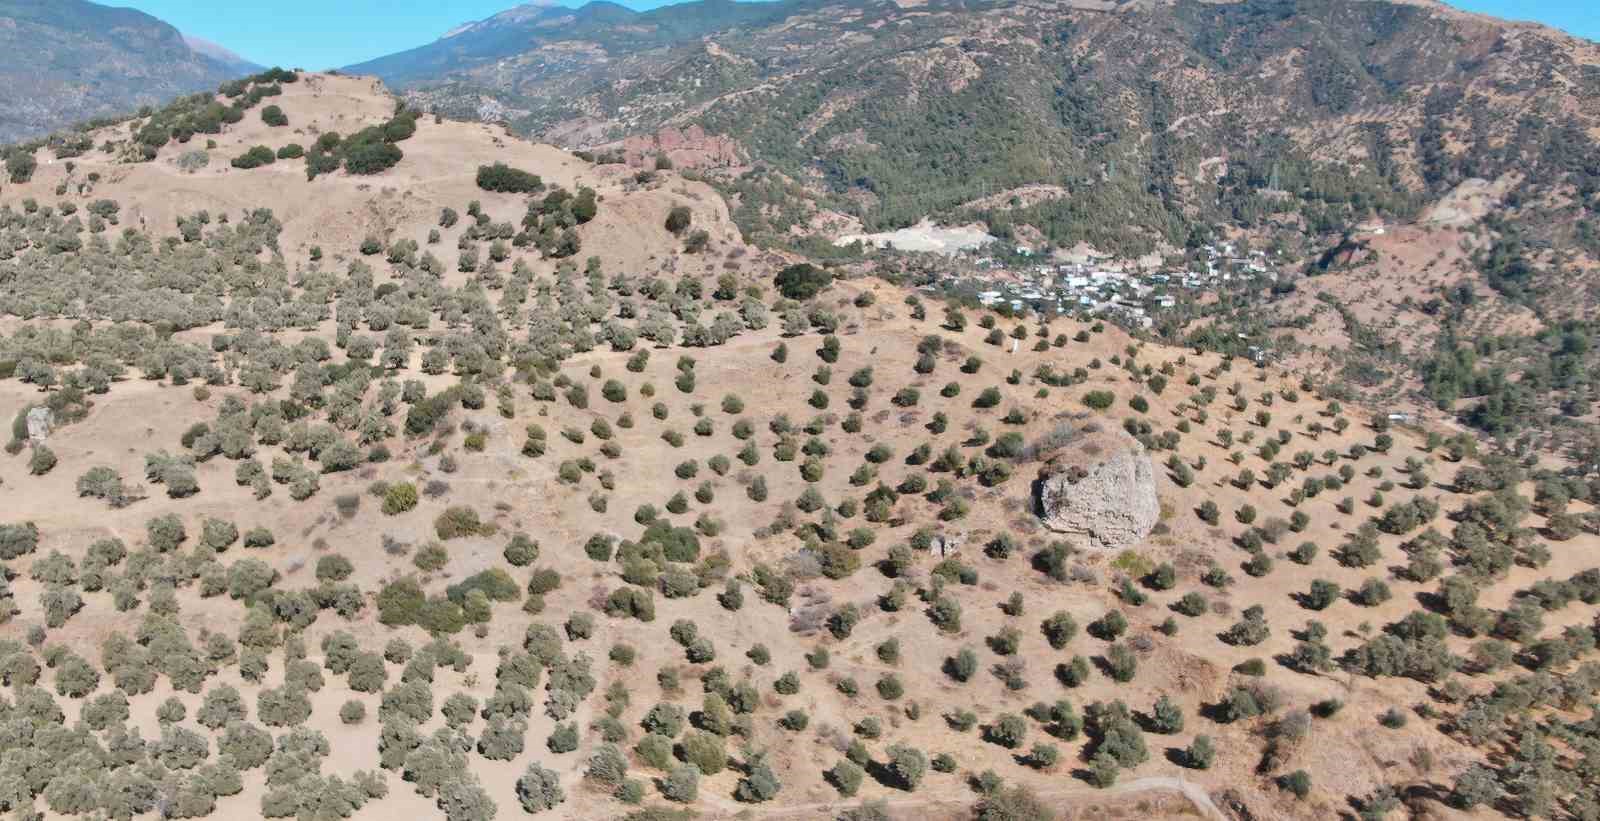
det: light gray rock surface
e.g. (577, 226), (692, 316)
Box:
(1036, 430), (1159, 550)
(26, 407), (53, 442)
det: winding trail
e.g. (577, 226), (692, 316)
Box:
(695, 774), (1229, 820)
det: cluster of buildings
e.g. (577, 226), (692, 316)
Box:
(953, 242), (1280, 329)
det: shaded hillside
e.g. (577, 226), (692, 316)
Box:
(0, 0), (257, 143)
(355, 0), (1600, 256)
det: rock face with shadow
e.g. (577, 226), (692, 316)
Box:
(1036, 429), (1159, 551)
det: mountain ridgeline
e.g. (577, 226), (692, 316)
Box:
(350, 0), (1600, 257)
(0, 0), (261, 144)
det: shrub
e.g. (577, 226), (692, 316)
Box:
(1041, 611), (1077, 649)
(827, 760), (864, 796)
(477, 163), (543, 193)
(231, 145), (276, 169)
(316, 554), (354, 582)
(734, 759), (781, 803)
(774, 263), (832, 300)
(986, 713), (1028, 748)
(347, 654), (388, 693)
(435, 506), (489, 539)
(7, 151), (37, 183)
(28, 445), (56, 475)
(341, 137), (402, 175)
(661, 765), (699, 803)
(383, 482), (418, 514)
(665, 205), (692, 234)
(884, 745), (928, 790)
(1278, 770), (1312, 799)
(680, 730), (726, 774)
(0, 522), (41, 559)
(547, 722), (579, 753)
(147, 513), (187, 552)
(340, 700), (367, 724)
(1106, 643), (1138, 681)
(977, 786), (1055, 820)
(587, 742), (629, 785)
(498, 534), (538, 567)
(1082, 391), (1115, 410)
(76, 466), (132, 506)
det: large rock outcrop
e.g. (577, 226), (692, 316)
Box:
(622, 126), (743, 170)
(1035, 430), (1159, 551)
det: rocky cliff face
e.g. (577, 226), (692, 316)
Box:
(1036, 430), (1159, 551)
(621, 125), (743, 170)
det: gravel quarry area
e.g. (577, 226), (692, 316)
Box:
(835, 219), (997, 254)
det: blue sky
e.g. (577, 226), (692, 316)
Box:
(122, 0), (1598, 70)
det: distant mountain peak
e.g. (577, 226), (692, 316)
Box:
(182, 34), (264, 73)
(442, 0), (566, 39)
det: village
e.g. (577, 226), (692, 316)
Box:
(924, 239), (1283, 333)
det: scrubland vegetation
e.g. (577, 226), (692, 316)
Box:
(0, 74), (1596, 821)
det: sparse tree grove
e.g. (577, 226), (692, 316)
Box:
(0, 66), (1594, 821)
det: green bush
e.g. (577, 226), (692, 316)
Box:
(1083, 390), (1115, 410)
(665, 205), (692, 234)
(340, 700), (367, 724)
(342, 136), (403, 175)
(231, 145), (275, 169)
(774, 263), (832, 300)
(885, 745), (928, 791)
(435, 506), (490, 539)
(6, 151), (37, 183)
(383, 482), (418, 514)
(477, 162), (543, 193)
(0, 522), (40, 559)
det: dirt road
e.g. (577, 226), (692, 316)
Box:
(697, 774), (1229, 820)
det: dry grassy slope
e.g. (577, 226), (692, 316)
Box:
(6, 73), (748, 280)
(0, 74), (1595, 821)
(2, 270), (1594, 818)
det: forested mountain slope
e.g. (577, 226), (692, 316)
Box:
(352, 0), (1600, 256)
(0, 0), (257, 143)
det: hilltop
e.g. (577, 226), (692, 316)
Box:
(0, 72), (1597, 821)
(1, 72), (745, 278)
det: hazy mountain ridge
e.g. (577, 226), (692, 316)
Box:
(0, 0), (256, 143)
(183, 34), (265, 76)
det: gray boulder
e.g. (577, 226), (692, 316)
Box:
(1036, 430), (1159, 550)
(26, 407), (53, 442)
